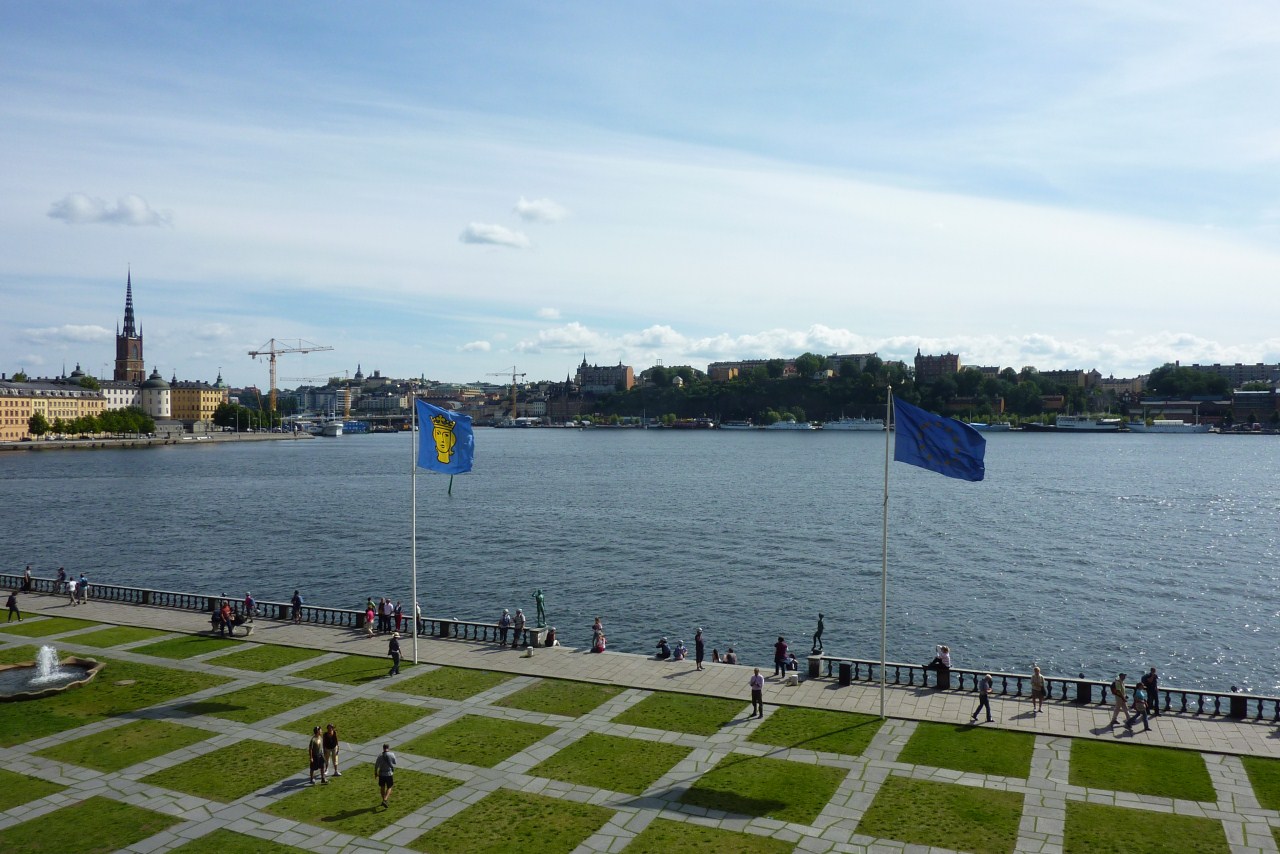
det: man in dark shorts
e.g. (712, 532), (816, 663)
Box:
(308, 726), (327, 785)
(1140, 667), (1160, 716)
(291, 590), (303, 624)
(374, 743), (397, 806)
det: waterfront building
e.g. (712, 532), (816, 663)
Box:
(0, 380), (107, 440)
(101, 379), (141, 410)
(113, 272), (145, 383)
(913, 350), (961, 384)
(575, 357), (634, 395)
(140, 369), (171, 419)
(169, 377), (225, 427)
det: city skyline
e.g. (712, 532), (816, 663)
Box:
(3, 2), (1279, 388)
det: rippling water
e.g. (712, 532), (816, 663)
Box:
(5, 430), (1279, 691)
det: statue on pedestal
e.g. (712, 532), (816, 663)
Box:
(812, 612), (824, 653)
(534, 588), (547, 628)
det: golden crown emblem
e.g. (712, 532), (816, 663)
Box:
(431, 414), (456, 433)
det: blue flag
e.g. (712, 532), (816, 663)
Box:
(415, 399), (475, 474)
(893, 397), (986, 481)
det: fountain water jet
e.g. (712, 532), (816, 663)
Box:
(0, 645), (102, 700)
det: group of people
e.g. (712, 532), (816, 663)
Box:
(365, 597), (404, 637)
(305, 726), (399, 808)
(1108, 668), (1161, 732)
(591, 616), (606, 653)
(56, 568), (90, 605)
(652, 629), (743, 669)
(498, 608), (528, 647)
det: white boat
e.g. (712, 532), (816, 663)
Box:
(766, 419), (816, 430)
(319, 421), (343, 437)
(1127, 419), (1212, 434)
(822, 416), (884, 431)
(1055, 415), (1123, 432)
(967, 421), (1012, 432)
(719, 420), (755, 430)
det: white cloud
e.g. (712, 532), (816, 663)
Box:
(515, 322), (603, 354)
(514, 196), (568, 223)
(460, 340), (491, 352)
(23, 324), (113, 344)
(47, 193), (172, 227)
(190, 323), (234, 341)
(536, 307), (561, 320)
(459, 222), (531, 249)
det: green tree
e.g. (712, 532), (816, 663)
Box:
(77, 375), (101, 390)
(766, 359), (785, 379)
(794, 352), (822, 377)
(12, 371), (28, 382)
(27, 412), (50, 436)
(1241, 381), (1271, 391)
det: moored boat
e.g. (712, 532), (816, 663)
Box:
(718, 420), (754, 430)
(766, 419), (816, 430)
(1054, 415), (1122, 432)
(1127, 419), (1212, 434)
(966, 421), (1012, 432)
(822, 416), (884, 431)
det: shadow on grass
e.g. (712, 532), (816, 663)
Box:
(324, 805), (384, 823)
(680, 788), (788, 818)
(782, 718), (881, 753)
(179, 701), (250, 716)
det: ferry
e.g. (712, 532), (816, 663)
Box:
(1054, 415), (1123, 432)
(1127, 419), (1212, 434)
(822, 416), (884, 431)
(766, 419), (816, 430)
(718, 420), (754, 430)
(967, 421), (1012, 432)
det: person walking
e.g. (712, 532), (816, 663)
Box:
(374, 743), (397, 807)
(243, 591), (256, 623)
(387, 632), (402, 676)
(55, 566), (66, 594)
(6, 590), (20, 622)
(21, 566), (33, 592)
(365, 603), (376, 637)
(1030, 665), (1046, 714)
(773, 636), (789, 677)
(1140, 667), (1160, 716)
(749, 667), (765, 718)
(1108, 673), (1128, 727)
(1127, 683), (1151, 732)
(393, 600), (403, 633)
(77, 573), (88, 604)
(498, 609), (512, 645)
(512, 608), (526, 648)
(291, 590), (304, 624)
(971, 673), (994, 723)
(695, 627), (705, 671)
(308, 726), (328, 785)
(67, 576), (78, 606)
(323, 723), (342, 777)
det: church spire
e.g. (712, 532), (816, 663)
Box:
(122, 268), (137, 338)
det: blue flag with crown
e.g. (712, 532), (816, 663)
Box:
(415, 399), (474, 474)
(892, 396), (985, 481)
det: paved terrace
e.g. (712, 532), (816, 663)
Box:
(2, 592), (1280, 853)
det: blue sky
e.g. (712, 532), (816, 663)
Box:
(3, 1), (1279, 387)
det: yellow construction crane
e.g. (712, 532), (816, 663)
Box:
(248, 339), (334, 412)
(487, 366), (526, 418)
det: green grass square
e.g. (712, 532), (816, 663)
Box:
(1241, 755), (1280, 810)
(680, 754), (846, 824)
(0, 657), (230, 747)
(180, 684), (332, 724)
(530, 731), (691, 795)
(898, 721), (1035, 778)
(294, 653), (410, 685)
(612, 691), (746, 736)
(0, 767), (65, 812)
(391, 665), (513, 700)
(857, 775), (1023, 854)
(410, 788), (613, 854)
(0, 615), (99, 637)
(494, 678), (624, 717)
(166, 828), (308, 853)
(0, 795), (182, 854)
(1064, 800), (1228, 854)
(280, 697), (435, 744)
(0, 643), (41, 664)
(134, 634), (243, 659)
(265, 766), (460, 837)
(143, 739), (301, 802)
(400, 714), (554, 768)
(1069, 740), (1214, 801)
(68, 625), (171, 647)
(623, 818), (795, 853)
(35, 719), (213, 772)
(207, 644), (326, 672)
(748, 706), (883, 757)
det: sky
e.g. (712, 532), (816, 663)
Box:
(3, 1), (1279, 388)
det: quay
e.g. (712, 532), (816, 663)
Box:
(0, 430), (312, 453)
(3, 586), (1280, 852)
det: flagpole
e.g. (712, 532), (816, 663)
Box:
(410, 386), (419, 665)
(881, 385), (892, 718)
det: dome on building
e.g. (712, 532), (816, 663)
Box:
(69, 363), (85, 378)
(354, 363), (365, 383)
(141, 368), (170, 390)
(213, 371), (228, 390)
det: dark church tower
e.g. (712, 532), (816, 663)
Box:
(113, 271), (145, 382)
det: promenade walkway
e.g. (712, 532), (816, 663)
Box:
(3, 592), (1280, 853)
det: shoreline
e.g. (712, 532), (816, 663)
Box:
(0, 431), (314, 453)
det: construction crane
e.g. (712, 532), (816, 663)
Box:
(487, 366), (526, 418)
(248, 339), (334, 413)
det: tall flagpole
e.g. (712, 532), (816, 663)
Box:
(880, 385), (892, 718)
(410, 386), (419, 664)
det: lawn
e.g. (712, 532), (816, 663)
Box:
(1069, 740), (1214, 802)
(0, 795), (182, 854)
(530, 732), (690, 795)
(1063, 800), (1228, 854)
(142, 739), (303, 802)
(180, 684), (332, 724)
(280, 697), (436, 745)
(400, 714), (554, 768)
(611, 691), (746, 736)
(623, 818), (795, 853)
(748, 706), (883, 757)
(0, 643), (41, 664)
(856, 775), (1023, 854)
(391, 665), (513, 701)
(265, 766), (460, 837)
(494, 678), (624, 718)
(1241, 755), (1280, 811)
(0, 767), (65, 812)
(134, 634), (243, 659)
(410, 788), (613, 854)
(293, 653), (409, 685)
(67, 625), (171, 647)
(166, 828), (308, 854)
(207, 644), (325, 672)
(680, 754), (846, 824)
(898, 721), (1035, 778)
(0, 615), (100, 637)
(0, 656), (230, 747)
(35, 719), (213, 772)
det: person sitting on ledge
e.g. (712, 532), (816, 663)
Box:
(786, 652), (800, 671)
(711, 648), (721, 663)
(655, 637), (671, 660)
(724, 647), (738, 665)
(544, 627), (558, 647)
(922, 644), (951, 672)
(672, 639), (687, 661)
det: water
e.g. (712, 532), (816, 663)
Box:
(4, 430), (1279, 691)
(0, 644), (89, 695)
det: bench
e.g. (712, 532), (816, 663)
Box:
(208, 615), (254, 637)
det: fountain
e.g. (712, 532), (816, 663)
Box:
(0, 645), (102, 701)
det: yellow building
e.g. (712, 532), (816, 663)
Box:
(0, 381), (107, 440)
(170, 379), (226, 426)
